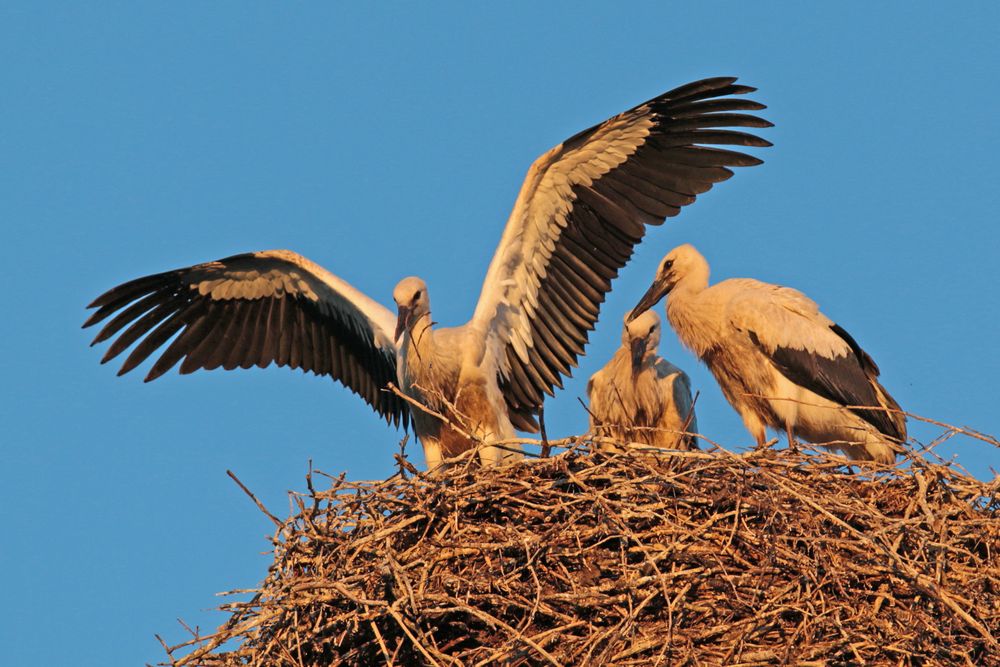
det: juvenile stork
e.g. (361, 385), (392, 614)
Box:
(587, 310), (698, 451)
(84, 78), (771, 470)
(628, 244), (907, 463)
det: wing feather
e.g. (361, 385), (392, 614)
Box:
(243, 299), (269, 370)
(84, 250), (408, 427)
(471, 77), (772, 429)
(87, 290), (168, 343)
(148, 303), (210, 379)
(120, 309), (188, 376)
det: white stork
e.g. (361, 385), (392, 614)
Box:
(628, 244), (907, 463)
(83, 78), (771, 469)
(587, 310), (698, 451)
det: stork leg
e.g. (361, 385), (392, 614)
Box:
(785, 422), (799, 455)
(478, 444), (506, 466)
(740, 410), (769, 450)
(421, 439), (445, 473)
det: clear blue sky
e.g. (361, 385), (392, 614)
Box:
(2, 3), (997, 664)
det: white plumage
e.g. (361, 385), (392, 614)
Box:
(629, 244), (906, 463)
(84, 78), (771, 469)
(587, 310), (698, 451)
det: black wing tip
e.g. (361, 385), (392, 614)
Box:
(86, 274), (160, 308)
(703, 77), (756, 94)
(690, 79), (758, 98)
(699, 76), (740, 87)
(144, 365), (168, 383)
(730, 117), (774, 130)
(739, 135), (773, 149)
(82, 304), (109, 328)
(654, 77), (757, 108)
(89, 327), (117, 346)
(86, 291), (117, 310)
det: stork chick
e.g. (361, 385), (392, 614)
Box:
(588, 311), (698, 451)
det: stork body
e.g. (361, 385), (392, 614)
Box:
(588, 311), (698, 451)
(629, 244), (906, 463)
(84, 78), (771, 470)
(392, 285), (517, 467)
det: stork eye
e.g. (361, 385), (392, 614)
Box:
(414, 290), (422, 300)
(662, 259), (674, 271)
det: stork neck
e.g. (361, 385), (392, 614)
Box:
(666, 275), (716, 358)
(673, 261), (710, 297)
(404, 313), (435, 354)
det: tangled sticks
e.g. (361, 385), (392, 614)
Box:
(162, 445), (998, 666)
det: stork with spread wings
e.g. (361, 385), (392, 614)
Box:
(84, 77), (771, 469)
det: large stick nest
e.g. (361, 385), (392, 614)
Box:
(163, 445), (999, 666)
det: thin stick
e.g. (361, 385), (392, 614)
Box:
(539, 406), (551, 458)
(226, 469), (282, 528)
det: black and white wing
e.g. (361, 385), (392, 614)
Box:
(727, 281), (906, 441)
(471, 77), (772, 430)
(83, 250), (408, 426)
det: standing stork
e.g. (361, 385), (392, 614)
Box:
(83, 78), (771, 470)
(588, 310), (698, 451)
(628, 244), (907, 463)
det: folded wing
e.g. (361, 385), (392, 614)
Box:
(656, 360), (699, 441)
(472, 77), (772, 430)
(729, 283), (905, 440)
(83, 250), (408, 426)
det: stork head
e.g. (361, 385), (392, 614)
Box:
(628, 244), (707, 322)
(624, 310), (660, 372)
(393, 276), (430, 342)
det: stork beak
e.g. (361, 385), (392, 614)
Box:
(394, 305), (412, 343)
(630, 337), (646, 372)
(628, 277), (670, 322)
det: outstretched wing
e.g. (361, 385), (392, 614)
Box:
(471, 77), (772, 430)
(83, 250), (408, 427)
(728, 281), (905, 440)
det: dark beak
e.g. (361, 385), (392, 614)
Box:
(630, 337), (646, 373)
(627, 277), (671, 322)
(394, 305), (412, 343)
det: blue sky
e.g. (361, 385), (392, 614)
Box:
(2, 3), (998, 665)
